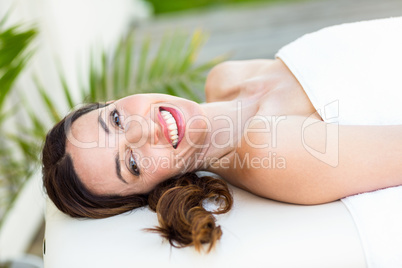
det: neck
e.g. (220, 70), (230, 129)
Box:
(191, 97), (259, 172)
(184, 59), (296, 173)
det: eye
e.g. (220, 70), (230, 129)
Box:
(110, 109), (124, 130)
(126, 151), (140, 176)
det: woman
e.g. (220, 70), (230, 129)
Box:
(42, 17), (402, 251)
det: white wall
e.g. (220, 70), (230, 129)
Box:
(0, 0), (151, 261)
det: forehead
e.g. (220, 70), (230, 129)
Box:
(69, 108), (100, 142)
(65, 108), (122, 195)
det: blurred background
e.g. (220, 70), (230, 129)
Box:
(0, 0), (401, 266)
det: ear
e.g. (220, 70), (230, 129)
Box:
(106, 100), (115, 104)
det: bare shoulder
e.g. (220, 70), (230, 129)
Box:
(205, 59), (275, 102)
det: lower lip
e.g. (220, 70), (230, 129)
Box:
(157, 106), (185, 149)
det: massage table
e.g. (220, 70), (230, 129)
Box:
(44, 173), (366, 268)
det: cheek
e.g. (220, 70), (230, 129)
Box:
(185, 117), (209, 146)
(140, 168), (172, 193)
(140, 154), (175, 179)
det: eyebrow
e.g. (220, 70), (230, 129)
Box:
(115, 154), (128, 184)
(98, 110), (110, 134)
(98, 109), (127, 184)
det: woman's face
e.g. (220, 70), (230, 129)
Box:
(66, 94), (208, 196)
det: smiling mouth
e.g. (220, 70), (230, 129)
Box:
(158, 107), (185, 149)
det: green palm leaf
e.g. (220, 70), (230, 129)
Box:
(0, 13), (37, 228)
(84, 30), (225, 103)
(0, 24), (36, 108)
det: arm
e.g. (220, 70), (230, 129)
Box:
(239, 116), (402, 205)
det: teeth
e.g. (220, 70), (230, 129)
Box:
(168, 124), (177, 131)
(165, 117), (175, 124)
(169, 129), (178, 136)
(161, 110), (179, 146)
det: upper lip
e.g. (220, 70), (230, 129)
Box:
(157, 106), (185, 149)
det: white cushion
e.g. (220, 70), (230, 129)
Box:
(44, 181), (366, 267)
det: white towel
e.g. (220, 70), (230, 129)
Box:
(342, 187), (402, 267)
(276, 17), (402, 268)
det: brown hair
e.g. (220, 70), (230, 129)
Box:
(42, 103), (233, 252)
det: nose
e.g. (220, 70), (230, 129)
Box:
(123, 114), (150, 148)
(122, 114), (160, 148)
